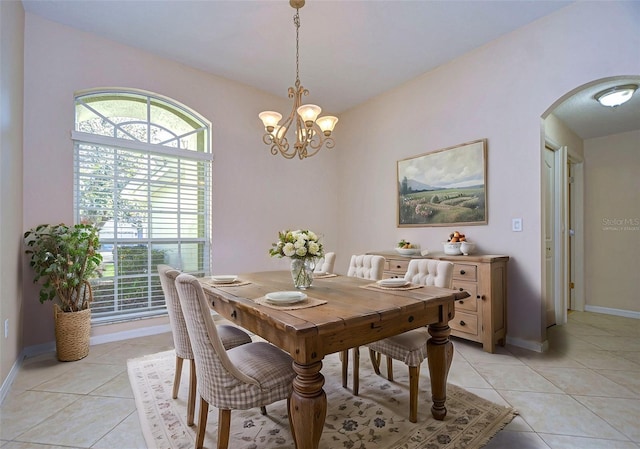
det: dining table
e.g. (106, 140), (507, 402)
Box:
(200, 270), (469, 449)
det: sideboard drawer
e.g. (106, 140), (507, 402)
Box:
(449, 311), (479, 337)
(452, 263), (477, 281)
(388, 259), (410, 274)
(455, 293), (478, 313)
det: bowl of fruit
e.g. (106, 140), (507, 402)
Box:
(443, 231), (468, 255)
(396, 239), (420, 255)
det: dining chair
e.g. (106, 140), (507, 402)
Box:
(174, 273), (297, 449)
(314, 251), (336, 273)
(342, 254), (385, 395)
(157, 265), (252, 427)
(366, 258), (454, 422)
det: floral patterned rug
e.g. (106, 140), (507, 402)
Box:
(128, 349), (516, 449)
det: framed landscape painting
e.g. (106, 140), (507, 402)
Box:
(397, 139), (487, 227)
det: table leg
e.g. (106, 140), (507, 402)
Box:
(427, 322), (454, 420)
(289, 360), (326, 449)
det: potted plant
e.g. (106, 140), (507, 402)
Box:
(24, 223), (103, 361)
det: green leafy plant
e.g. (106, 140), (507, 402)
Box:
(24, 223), (103, 312)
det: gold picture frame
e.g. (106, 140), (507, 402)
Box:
(397, 139), (487, 227)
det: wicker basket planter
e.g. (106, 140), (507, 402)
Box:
(54, 305), (91, 362)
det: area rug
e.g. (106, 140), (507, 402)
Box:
(128, 349), (516, 449)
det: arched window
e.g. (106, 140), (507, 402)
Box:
(73, 89), (212, 322)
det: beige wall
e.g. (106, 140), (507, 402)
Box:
(584, 130), (640, 314)
(21, 14), (341, 348)
(336, 1), (640, 348)
(545, 114), (584, 160)
(0, 0), (25, 388)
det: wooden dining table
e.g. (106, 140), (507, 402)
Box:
(200, 271), (468, 449)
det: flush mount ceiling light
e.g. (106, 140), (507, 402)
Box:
(259, 0), (338, 160)
(594, 84), (638, 107)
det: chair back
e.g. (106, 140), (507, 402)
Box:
(158, 264), (193, 360)
(315, 252), (336, 273)
(403, 259), (454, 288)
(347, 254), (385, 280)
(174, 273), (259, 405)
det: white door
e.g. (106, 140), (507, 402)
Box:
(544, 147), (556, 327)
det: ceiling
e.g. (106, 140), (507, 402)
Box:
(22, 0), (640, 139)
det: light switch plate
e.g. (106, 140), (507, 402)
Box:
(512, 218), (523, 232)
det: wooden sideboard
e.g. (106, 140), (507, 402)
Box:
(368, 251), (509, 353)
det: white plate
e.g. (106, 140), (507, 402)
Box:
(265, 291), (308, 305)
(377, 278), (409, 288)
(211, 275), (238, 284)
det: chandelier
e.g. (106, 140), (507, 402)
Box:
(259, 0), (338, 160)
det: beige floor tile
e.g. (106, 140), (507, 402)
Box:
(534, 366), (638, 398)
(91, 411), (146, 449)
(596, 369), (640, 396)
(483, 430), (552, 449)
(474, 363), (563, 393)
(14, 396), (135, 447)
(89, 341), (173, 365)
(574, 395), (640, 442)
(508, 346), (585, 369)
(33, 363), (124, 395)
(498, 390), (627, 440)
(452, 340), (524, 365)
(539, 433), (638, 449)
(578, 335), (640, 352)
(0, 391), (80, 440)
(447, 357), (493, 389)
(9, 354), (77, 392)
(569, 349), (640, 371)
(90, 371), (134, 398)
(611, 350), (640, 366)
(0, 442), (85, 449)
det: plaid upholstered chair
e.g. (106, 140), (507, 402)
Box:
(341, 254), (385, 395)
(157, 265), (252, 427)
(174, 273), (296, 449)
(366, 259), (453, 422)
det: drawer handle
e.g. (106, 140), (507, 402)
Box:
(211, 300), (215, 307)
(459, 287), (464, 292)
(459, 300), (464, 305)
(396, 265), (402, 269)
(460, 269), (466, 275)
(231, 310), (237, 319)
(459, 320), (466, 326)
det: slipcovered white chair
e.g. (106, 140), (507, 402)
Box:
(314, 251), (336, 274)
(342, 254), (385, 395)
(157, 265), (252, 427)
(174, 273), (296, 449)
(366, 259), (454, 422)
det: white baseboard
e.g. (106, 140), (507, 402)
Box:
(0, 357), (23, 406)
(584, 305), (640, 320)
(90, 323), (171, 346)
(506, 335), (548, 353)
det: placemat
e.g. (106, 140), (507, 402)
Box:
(313, 273), (338, 279)
(201, 279), (252, 288)
(253, 296), (327, 310)
(361, 283), (425, 291)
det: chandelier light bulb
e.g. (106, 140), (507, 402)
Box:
(297, 104), (322, 127)
(259, 111), (283, 132)
(316, 116), (339, 136)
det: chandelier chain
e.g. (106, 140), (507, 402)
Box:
(294, 9), (300, 88)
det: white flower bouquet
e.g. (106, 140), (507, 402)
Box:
(269, 229), (324, 260)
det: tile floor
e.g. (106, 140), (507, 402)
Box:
(1, 311), (639, 449)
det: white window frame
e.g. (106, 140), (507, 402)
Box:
(73, 88), (212, 323)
